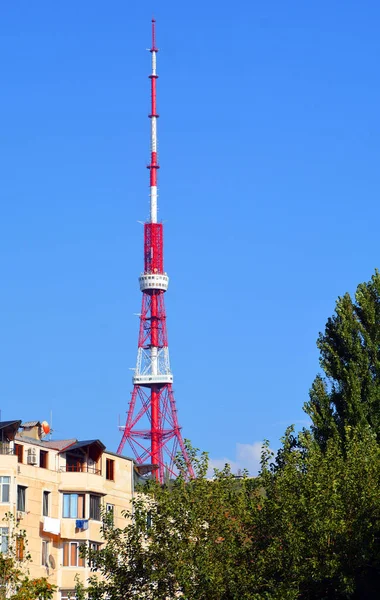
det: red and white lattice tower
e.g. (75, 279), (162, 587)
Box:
(117, 19), (194, 483)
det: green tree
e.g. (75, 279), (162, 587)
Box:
(256, 426), (380, 599)
(305, 270), (380, 446)
(77, 272), (380, 599)
(0, 513), (56, 600)
(77, 432), (380, 600)
(79, 444), (262, 600)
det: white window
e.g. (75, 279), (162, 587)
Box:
(0, 477), (10, 503)
(89, 542), (101, 571)
(60, 590), (76, 600)
(0, 528), (9, 553)
(105, 503), (114, 525)
(89, 542), (101, 551)
(42, 540), (49, 566)
(62, 494), (85, 518)
(62, 541), (85, 567)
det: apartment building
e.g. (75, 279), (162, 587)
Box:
(0, 419), (138, 599)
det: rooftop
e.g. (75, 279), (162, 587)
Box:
(14, 435), (77, 451)
(4, 418), (135, 461)
(21, 420), (41, 428)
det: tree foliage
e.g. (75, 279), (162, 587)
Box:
(78, 270), (380, 599)
(305, 270), (380, 446)
(78, 431), (380, 600)
(0, 513), (56, 600)
(258, 426), (380, 598)
(82, 446), (261, 600)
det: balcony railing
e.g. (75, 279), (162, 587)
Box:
(0, 444), (15, 455)
(61, 465), (101, 475)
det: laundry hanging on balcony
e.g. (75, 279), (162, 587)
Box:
(43, 516), (60, 535)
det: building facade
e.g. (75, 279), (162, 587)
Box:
(0, 419), (136, 599)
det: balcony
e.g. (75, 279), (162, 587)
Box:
(0, 444), (15, 455)
(62, 465), (101, 475)
(59, 469), (106, 495)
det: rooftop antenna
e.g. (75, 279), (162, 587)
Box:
(50, 410), (53, 440)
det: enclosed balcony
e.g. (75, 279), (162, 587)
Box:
(60, 440), (104, 475)
(58, 440), (106, 494)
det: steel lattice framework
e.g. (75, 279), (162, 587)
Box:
(117, 20), (194, 483)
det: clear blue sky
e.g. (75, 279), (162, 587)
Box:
(1, 1), (379, 472)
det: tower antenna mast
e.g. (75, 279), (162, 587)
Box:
(118, 19), (194, 482)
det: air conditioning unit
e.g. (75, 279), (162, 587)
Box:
(27, 448), (37, 465)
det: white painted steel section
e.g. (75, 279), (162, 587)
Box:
(151, 347), (158, 376)
(134, 346), (172, 386)
(150, 186), (158, 223)
(135, 347), (143, 375)
(150, 48), (158, 224)
(139, 273), (169, 291)
(151, 117), (157, 152)
(134, 373), (173, 385)
(152, 51), (156, 76)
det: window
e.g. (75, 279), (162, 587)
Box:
(16, 536), (24, 561)
(14, 444), (23, 464)
(62, 494), (85, 519)
(42, 540), (49, 566)
(43, 491), (50, 517)
(0, 528), (8, 553)
(66, 453), (84, 473)
(89, 542), (101, 571)
(62, 542), (85, 567)
(40, 450), (48, 469)
(17, 486), (26, 512)
(60, 591), (76, 600)
(89, 542), (101, 551)
(0, 477), (10, 503)
(105, 503), (114, 526)
(105, 458), (115, 481)
(0, 442), (10, 455)
(89, 495), (101, 521)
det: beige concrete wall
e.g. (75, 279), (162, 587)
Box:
(0, 441), (133, 599)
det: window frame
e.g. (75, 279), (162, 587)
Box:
(89, 494), (101, 521)
(62, 541), (85, 567)
(62, 493), (85, 519)
(105, 458), (115, 481)
(14, 444), (23, 464)
(0, 528), (9, 554)
(60, 590), (76, 600)
(42, 539), (49, 566)
(0, 477), (10, 503)
(16, 536), (25, 561)
(43, 491), (50, 517)
(17, 485), (27, 512)
(105, 503), (114, 526)
(89, 542), (101, 571)
(40, 450), (48, 469)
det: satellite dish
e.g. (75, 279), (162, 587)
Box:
(41, 421), (50, 435)
(48, 555), (56, 569)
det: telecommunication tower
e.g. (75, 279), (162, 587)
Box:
(117, 20), (194, 482)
